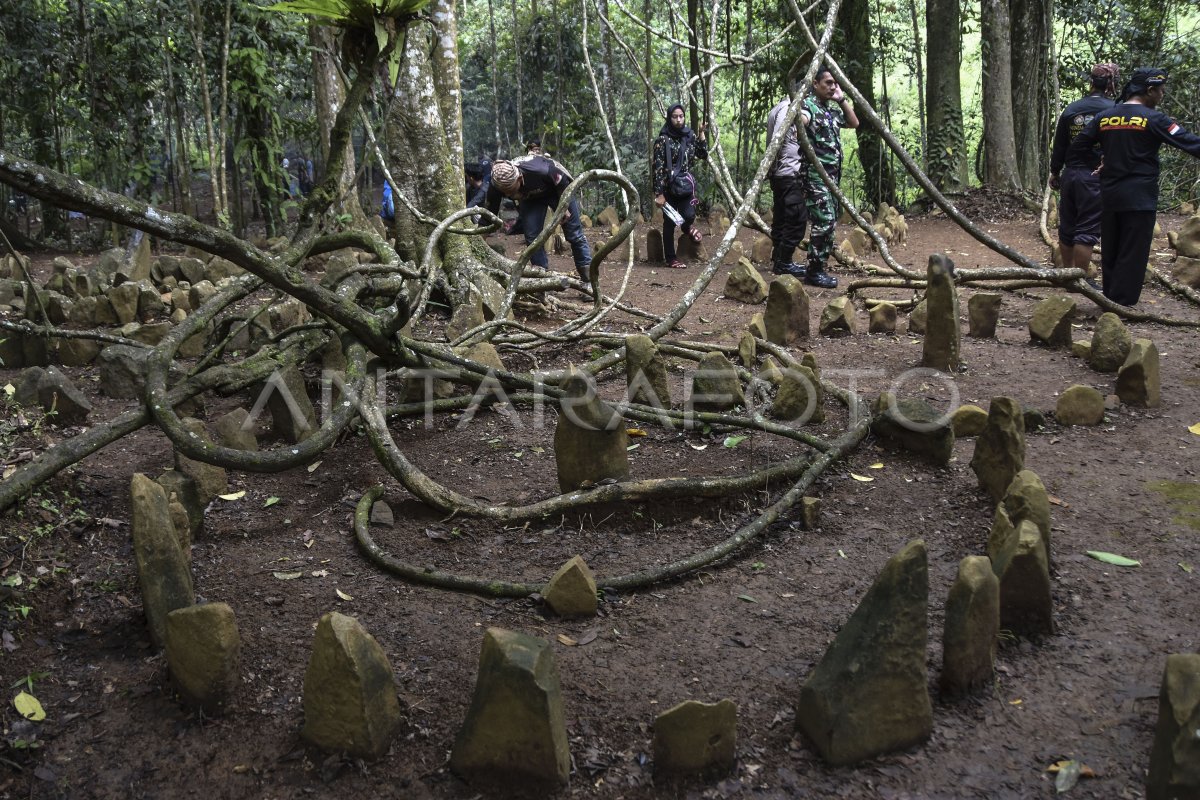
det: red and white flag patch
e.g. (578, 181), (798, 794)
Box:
(1168, 121), (1181, 135)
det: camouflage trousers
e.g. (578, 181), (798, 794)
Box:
(804, 165), (841, 264)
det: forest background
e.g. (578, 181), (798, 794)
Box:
(1, 0), (1198, 250)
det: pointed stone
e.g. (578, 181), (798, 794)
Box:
(967, 293), (1002, 338)
(722, 240), (745, 266)
(98, 343), (152, 399)
(759, 356), (784, 386)
(818, 297), (855, 336)
(542, 556), (597, 617)
(214, 408), (258, 451)
(174, 417), (228, 506)
(596, 205), (620, 228)
(369, 500), (394, 527)
(868, 302), (896, 334)
(1003, 470), (1051, 564)
(653, 699), (737, 777)
(34, 366), (92, 424)
(764, 275), (810, 345)
(748, 312), (767, 340)
(970, 397), (1025, 503)
(107, 282), (141, 324)
(165, 603), (240, 714)
(907, 298), (927, 334)
(751, 235), (774, 264)
(645, 228), (664, 263)
(625, 335), (672, 409)
(447, 288), (486, 342)
(689, 351), (744, 412)
(951, 404), (988, 437)
(1146, 654), (1200, 800)
(130, 234), (153, 282)
(870, 393), (954, 465)
(1088, 312), (1131, 372)
(1071, 339), (1092, 359)
(157, 469), (204, 542)
(1056, 384), (1105, 426)
(130, 473), (194, 647)
(724, 257), (768, 304)
(737, 330), (756, 368)
(796, 540), (932, 766)
(265, 365), (317, 444)
(1117, 339), (1160, 408)
(554, 366), (629, 492)
(995, 520), (1053, 637)
(1028, 295), (1076, 348)
(922, 254), (960, 369)
(940, 555), (999, 698)
(773, 364), (823, 423)
(302, 612), (402, 760)
(450, 628), (570, 787)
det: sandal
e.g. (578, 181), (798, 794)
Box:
(667, 259), (687, 269)
(687, 227), (703, 244)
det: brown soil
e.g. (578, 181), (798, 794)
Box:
(2, 202), (1199, 800)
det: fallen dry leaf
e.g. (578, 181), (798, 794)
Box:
(557, 634), (577, 646)
(850, 473), (874, 482)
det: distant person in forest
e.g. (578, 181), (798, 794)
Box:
(298, 154), (315, 196)
(765, 90), (809, 278)
(799, 68), (858, 289)
(1067, 67), (1200, 306)
(525, 138), (543, 156)
(1048, 63), (1120, 279)
(486, 156), (594, 288)
(465, 158), (491, 210)
(651, 104), (708, 269)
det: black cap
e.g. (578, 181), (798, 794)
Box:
(1132, 67), (1168, 87)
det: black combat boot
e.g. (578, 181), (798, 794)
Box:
(772, 261), (807, 278)
(804, 259), (837, 288)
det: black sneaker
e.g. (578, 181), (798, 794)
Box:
(805, 269), (837, 289)
(772, 261), (807, 279)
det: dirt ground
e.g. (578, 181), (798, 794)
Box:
(1, 198), (1198, 800)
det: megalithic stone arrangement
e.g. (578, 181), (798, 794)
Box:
(653, 699), (737, 777)
(922, 254), (960, 371)
(130, 473), (194, 647)
(940, 556), (999, 698)
(553, 365), (630, 492)
(1145, 653), (1200, 800)
(970, 397), (1026, 503)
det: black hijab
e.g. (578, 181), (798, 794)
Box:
(660, 104), (693, 140)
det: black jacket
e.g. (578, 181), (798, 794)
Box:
(484, 156), (574, 213)
(1068, 103), (1200, 211)
(1049, 94), (1113, 175)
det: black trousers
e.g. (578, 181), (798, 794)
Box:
(1099, 208), (1156, 306)
(770, 174), (808, 263)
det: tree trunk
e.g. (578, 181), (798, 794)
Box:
(980, 0), (1021, 191)
(925, 0), (967, 194)
(838, 0), (896, 209)
(909, 0), (927, 171)
(686, 0), (702, 129)
(310, 23), (367, 225)
(384, 7), (473, 270)
(187, 0), (223, 221)
(1010, 0), (1053, 192)
(645, 0), (655, 217)
(597, 0), (617, 131)
(510, 0), (525, 148)
(217, 0), (232, 214)
(488, 0), (502, 155)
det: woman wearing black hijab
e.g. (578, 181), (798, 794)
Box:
(651, 104), (708, 269)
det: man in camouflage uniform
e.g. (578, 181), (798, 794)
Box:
(800, 68), (859, 288)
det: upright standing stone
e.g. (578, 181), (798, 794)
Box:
(302, 612), (402, 760)
(653, 699), (737, 777)
(723, 258), (769, 304)
(747, 312), (767, 340)
(1146, 654), (1200, 800)
(130, 474), (194, 647)
(765, 275), (810, 345)
(165, 603), (240, 714)
(737, 330), (756, 368)
(554, 366), (629, 492)
(773, 364), (824, 423)
(1002, 470), (1051, 563)
(870, 393), (954, 465)
(967, 293), (1002, 338)
(264, 365), (317, 444)
(796, 540), (932, 766)
(907, 299), (928, 335)
(625, 335), (672, 409)
(970, 397), (1025, 503)
(645, 228), (664, 263)
(922, 254), (960, 370)
(446, 289), (486, 342)
(689, 352), (745, 412)
(542, 556), (598, 618)
(751, 235), (774, 264)
(1116, 339), (1161, 407)
(818, 297), (855, 336)
(130, 235), (153, 282)
(994, 520), (1053, 637)
(157, 469), (204, 543)
(868, 302), (897, 334)
(940, 556), (999, 698)
(1028, 295), (1076, 348)
(214, 408), (258, 451)
(1088, 312), (1132, 372)
(450, 628), (570, 787)
(174, 418), (228, 506)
